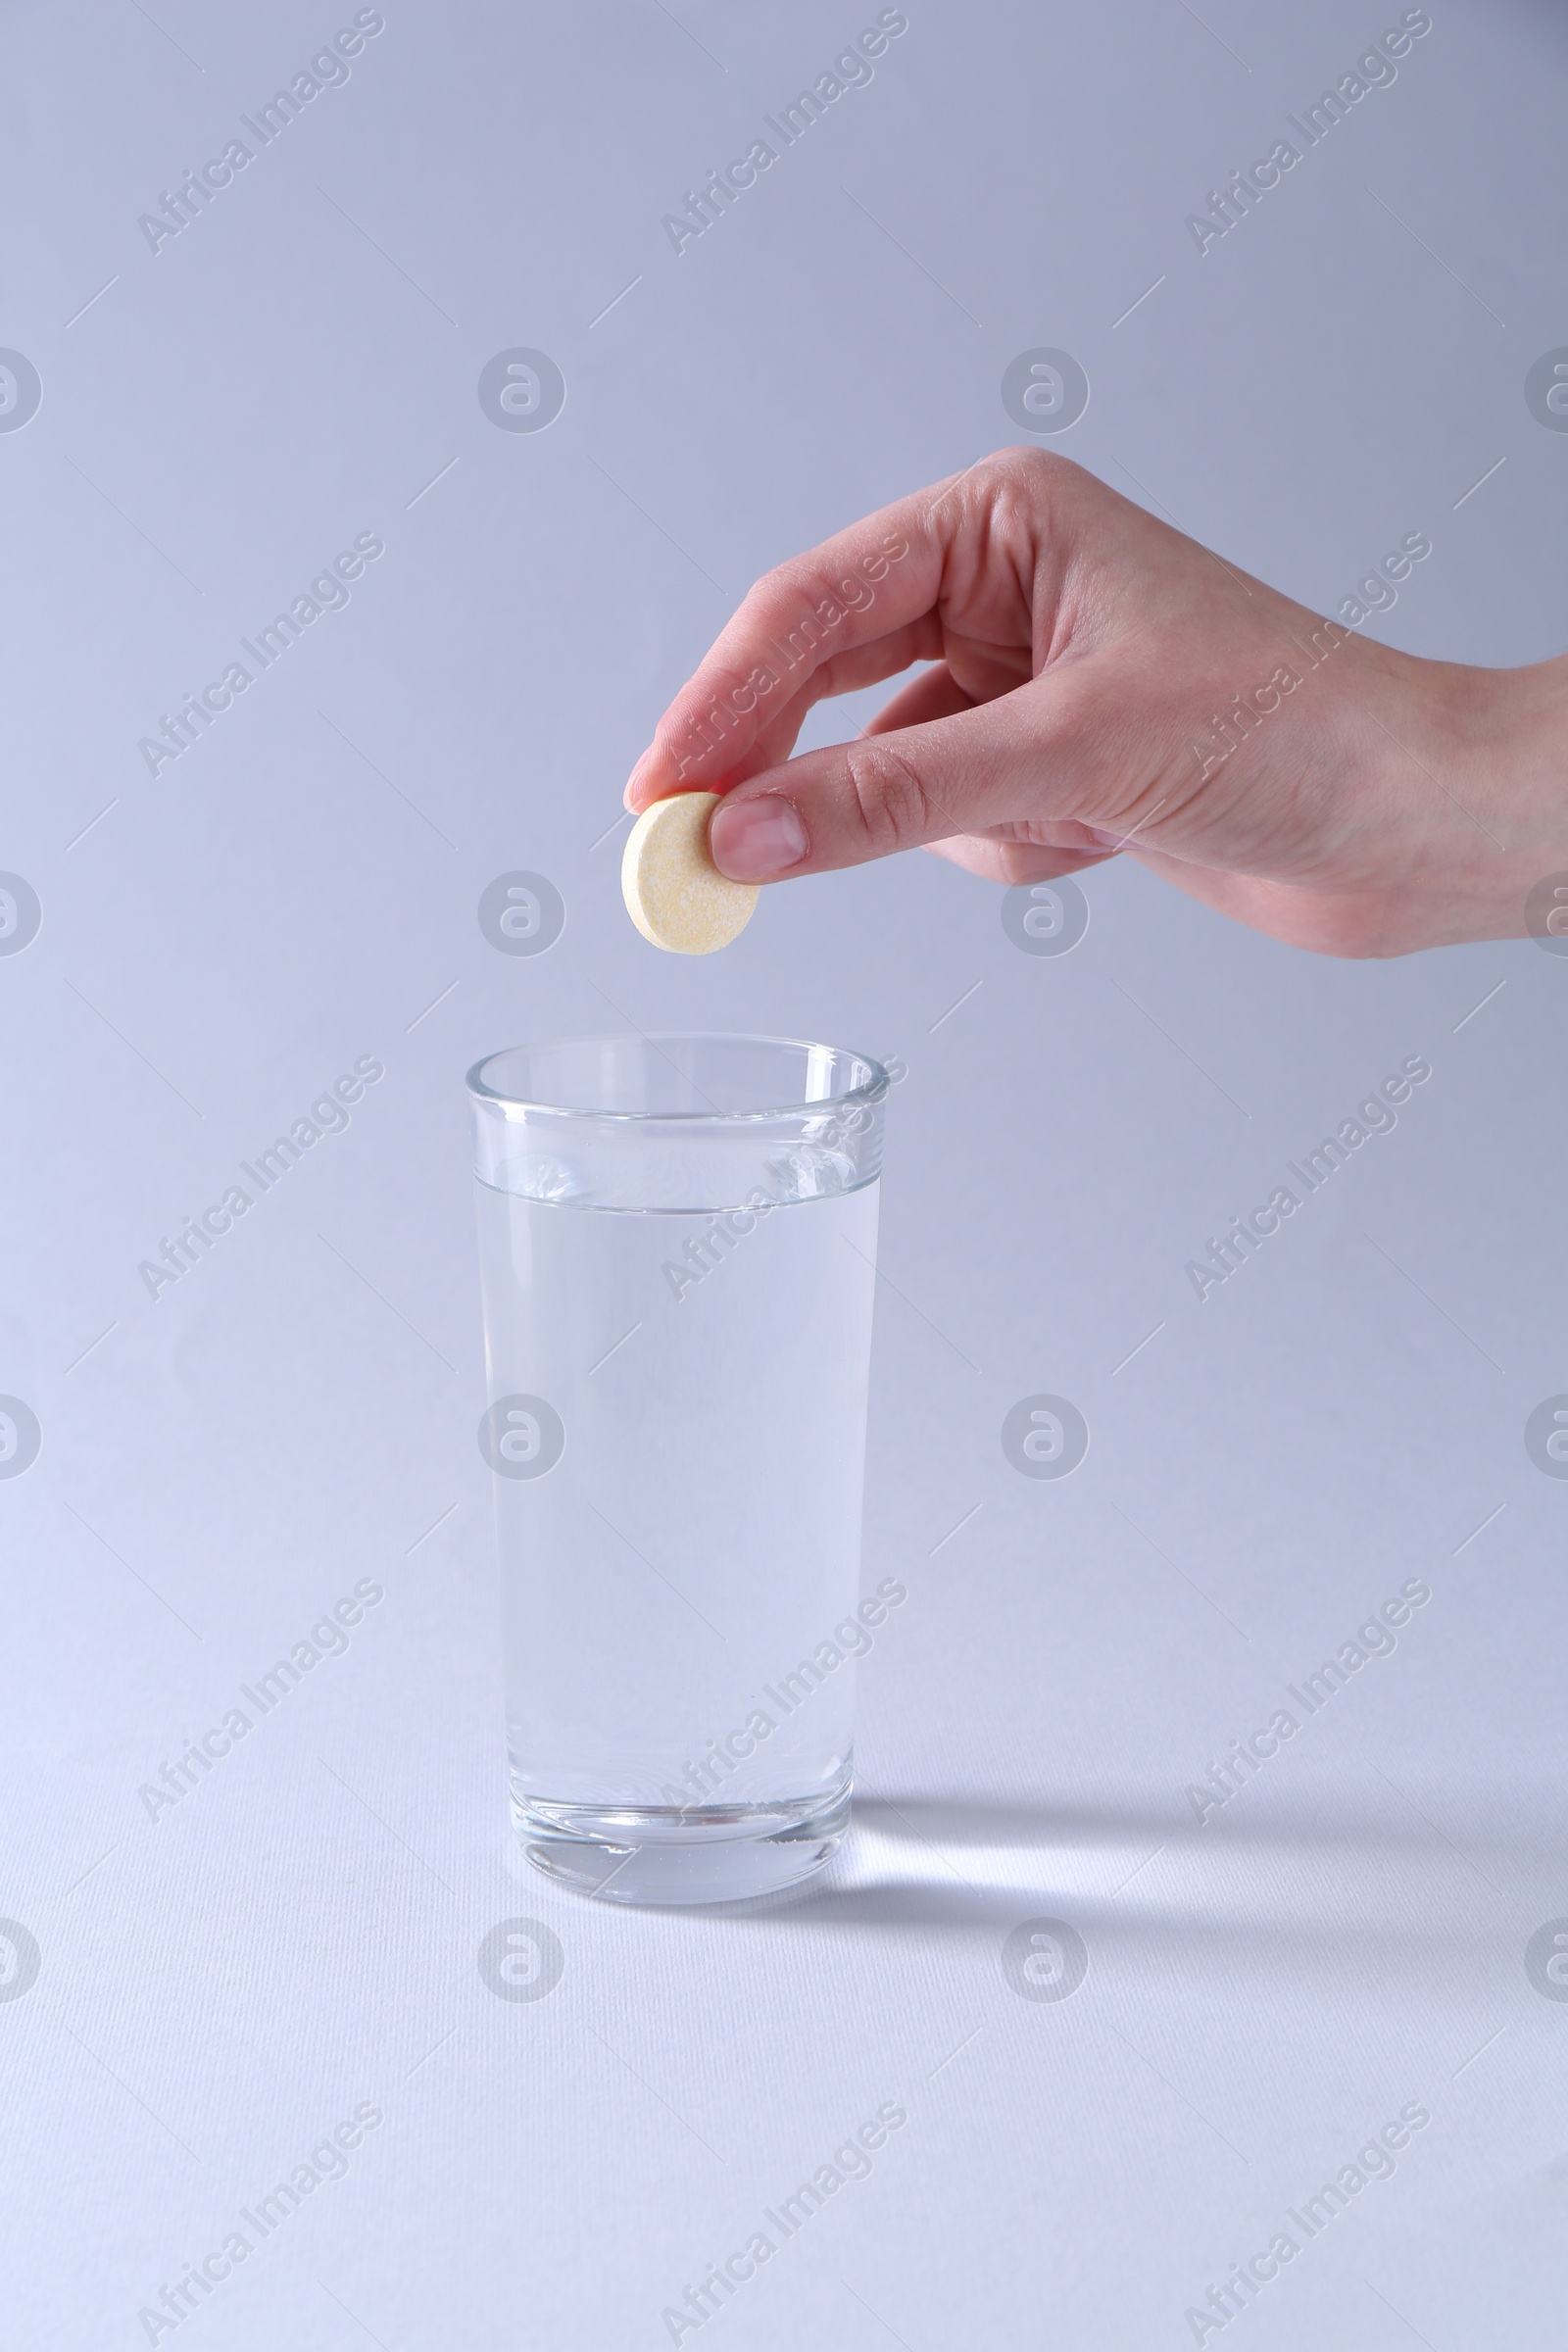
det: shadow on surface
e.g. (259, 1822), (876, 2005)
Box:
(677, 1781), (1562, 2003)
(853, 1788), (1560, 1866)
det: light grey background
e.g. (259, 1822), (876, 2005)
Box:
(4, 2), (1566, 2344)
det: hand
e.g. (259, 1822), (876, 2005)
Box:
(624, 449), (1568, 956)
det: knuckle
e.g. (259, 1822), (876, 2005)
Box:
(841, 740), (936, 855)
(1014, 442), (1083, 488)
(1012, 443), (1086, 493)
(732, 567), (803, 645)
(700, 657), (766, 711)
(989, 444), (1093, 528)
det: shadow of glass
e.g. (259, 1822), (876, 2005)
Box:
(673, 1781), (1556, 2004)
(853, 1788), (1559, 1868)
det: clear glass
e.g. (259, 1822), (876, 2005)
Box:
(466, 1033), (887, 1904)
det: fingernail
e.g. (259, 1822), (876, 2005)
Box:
(710, 795), (808, 881)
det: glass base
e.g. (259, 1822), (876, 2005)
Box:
(513, 1782), (852, 1905)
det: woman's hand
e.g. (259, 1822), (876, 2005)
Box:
(625, 448), (1568, 956)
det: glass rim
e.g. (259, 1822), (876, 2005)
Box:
(465, 1031), (891, 1125)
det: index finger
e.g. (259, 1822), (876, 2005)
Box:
(623, 472), (968, 812)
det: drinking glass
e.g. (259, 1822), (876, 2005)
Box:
(467, 1033), (888, 1903)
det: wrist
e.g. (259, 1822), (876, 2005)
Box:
(1382, 649), (1568, 946)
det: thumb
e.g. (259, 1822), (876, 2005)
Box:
(707, 684), (1081, 880)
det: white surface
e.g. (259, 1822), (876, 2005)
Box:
(3, 2), (1567, 2344)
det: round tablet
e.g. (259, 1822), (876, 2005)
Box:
(620, 791), (759, 955)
